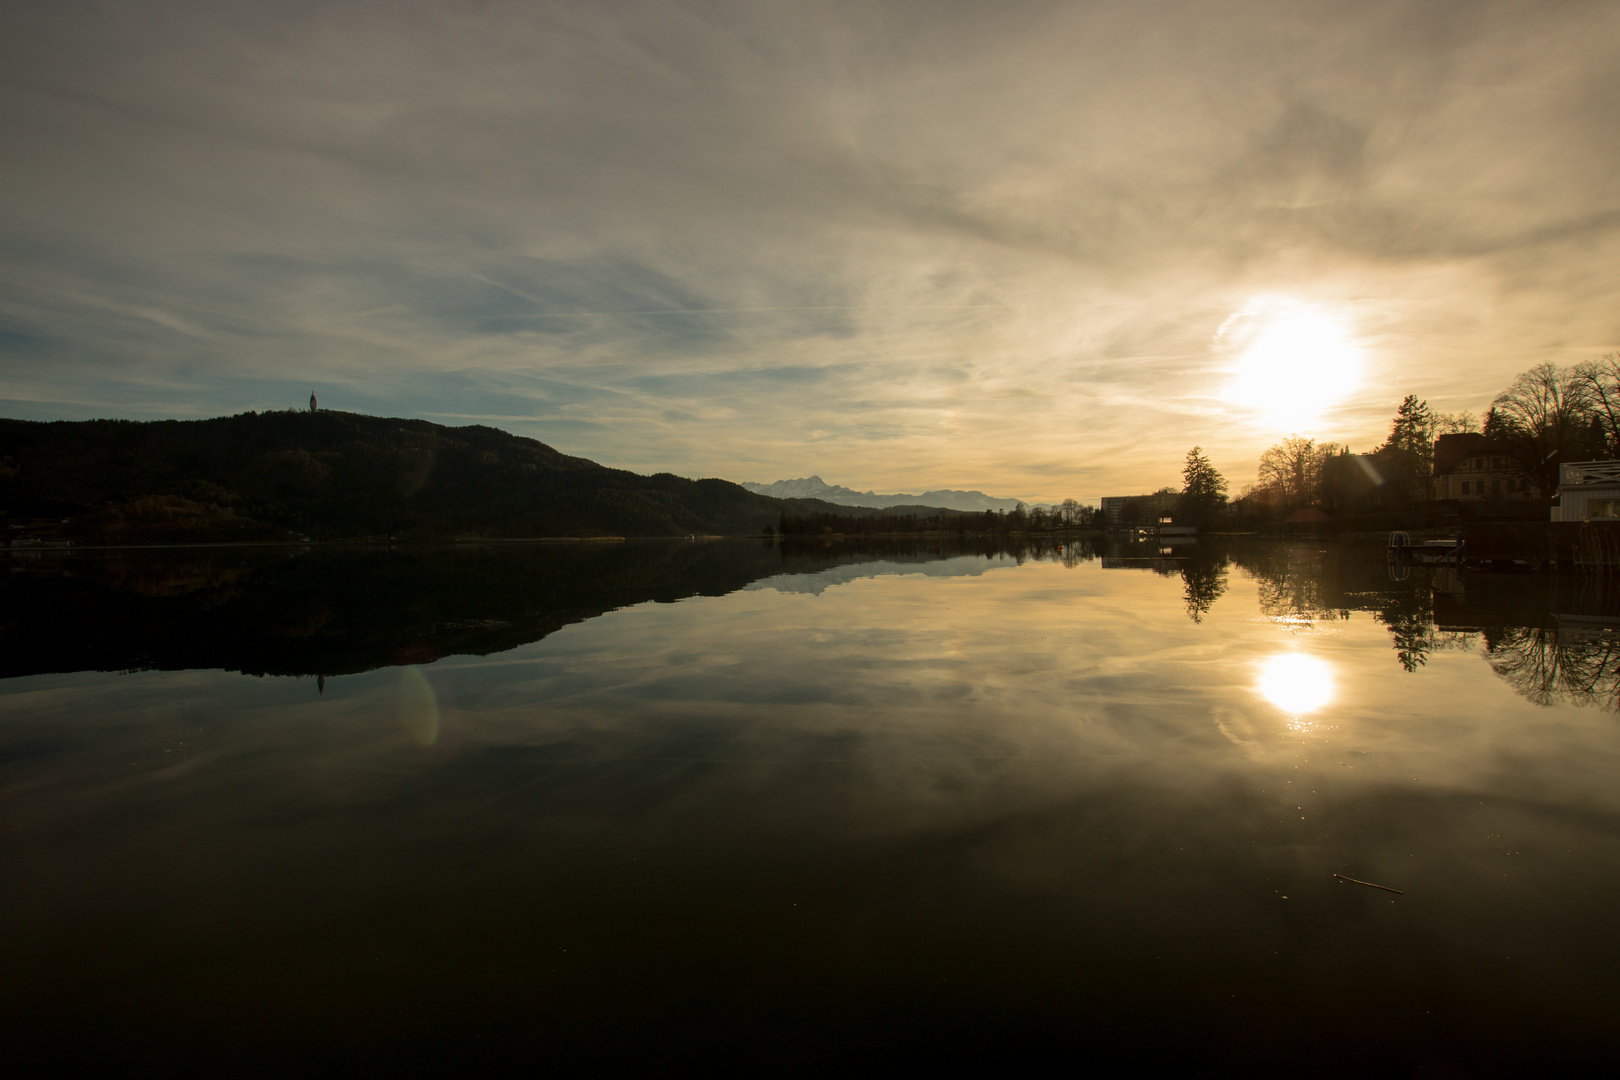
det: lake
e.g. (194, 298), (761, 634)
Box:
(3, 538), (1616, 1072)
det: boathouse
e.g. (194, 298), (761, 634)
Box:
(1550, 461), (1620, 522)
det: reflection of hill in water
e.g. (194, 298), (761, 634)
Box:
(9, 536), (1620, 709)
(0, 537), (1096, 680)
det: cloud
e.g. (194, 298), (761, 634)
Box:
(2, 0), (1618, 501)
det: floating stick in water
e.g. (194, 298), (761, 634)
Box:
(1334, 873), (1403, 895)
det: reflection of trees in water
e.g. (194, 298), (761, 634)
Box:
(1180, 551), (1229, 623)
(1226, 542), (1477, 670)
(1230, 545), (1348, 627)
(1380, 614), (1481, 673)
(1376, 591), (1442, 672)
(780, 535), (1102, 566)
(1382, 608), (1429, 671)
(1368, 594), (1487, 673)
(1483, 626), (1620, 710)
(1097, 539), (1231, 622)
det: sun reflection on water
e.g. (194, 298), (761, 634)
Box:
(1258, 653), (1334, 716)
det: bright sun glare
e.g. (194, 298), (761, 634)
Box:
(1218, 297), (1361, 428)
(1258, 653), (1334, 715)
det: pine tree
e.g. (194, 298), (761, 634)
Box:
(1384, 395), (1433, 457)
(1378, 395), (1436, 503)
(1179, 446), (1228, 527)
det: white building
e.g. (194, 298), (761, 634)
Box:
(1551, 461), (1620, 522)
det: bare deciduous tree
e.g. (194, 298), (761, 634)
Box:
(1491, 362), (1598, 494)
(1257, 436), (1340, 508)
(1575, 353), (1620, 458)
(1434, 410), (1478, 435)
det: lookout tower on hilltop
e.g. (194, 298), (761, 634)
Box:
(310, 390), (318, 413)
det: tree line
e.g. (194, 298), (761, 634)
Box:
(1235, 355), (1620, 517)
(778, 499), (1103, 537)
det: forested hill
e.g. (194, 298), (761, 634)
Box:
(0, 411), (948, 544)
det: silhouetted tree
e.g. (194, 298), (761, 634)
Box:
(1257, 435), (1340, 510)
(1481, 404), (1507, 440)
(1492, 362), (1599, 494)
(1377, 394), (1436, 503)
(1178, 446), (1228, 528)
(1575, 353), (1620, 457)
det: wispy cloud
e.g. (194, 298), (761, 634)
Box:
(2, 0), (1617, 501)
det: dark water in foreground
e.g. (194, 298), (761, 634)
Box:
(3, 538), (1618, 1072)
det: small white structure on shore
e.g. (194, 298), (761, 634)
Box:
(1551, 461), (1620, 521)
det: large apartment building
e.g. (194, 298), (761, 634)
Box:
(1099, 492), (1180, 526)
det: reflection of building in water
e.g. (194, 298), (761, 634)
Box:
(1099, 492), (1179, 526)
(1555, 613), (1620, 646)
(1550, 460), (1620, 522)
(1430, 567), (1466, 597)
(1431, 433), (1538, 502)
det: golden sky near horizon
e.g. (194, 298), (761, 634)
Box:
(2, 1), (1618, 502)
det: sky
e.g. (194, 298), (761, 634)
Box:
(2, 1), (1618, 504)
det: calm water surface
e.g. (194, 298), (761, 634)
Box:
(2, 539), (1617, 1072)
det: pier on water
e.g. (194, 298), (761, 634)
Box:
(1389, 521), (1620, 574)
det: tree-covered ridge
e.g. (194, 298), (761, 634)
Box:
(0, 410), (939, 543)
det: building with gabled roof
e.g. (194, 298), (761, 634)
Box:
(1431, 433), (1537, 502)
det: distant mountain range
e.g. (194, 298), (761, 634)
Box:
(739, 476), (1022, 513)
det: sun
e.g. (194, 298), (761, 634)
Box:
(1216, 297), (1361, 429)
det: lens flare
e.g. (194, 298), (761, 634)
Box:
(398, 665), (440, 746)
(1258, 653), (1333, 715)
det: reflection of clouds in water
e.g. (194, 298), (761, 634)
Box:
(9, 554), (1620, 1062)
(1211, 706), (1265, 754)
(16, 553), (1610, 829)
(8, 555), (1620, 899)
(435, 560), (1615, 809)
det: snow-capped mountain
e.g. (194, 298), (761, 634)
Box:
(739, 475), (1022, 512)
